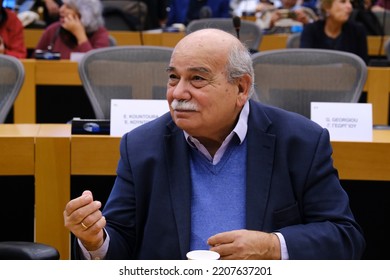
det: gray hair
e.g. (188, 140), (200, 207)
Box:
(226, 42), (255, 98)
(62, 0), (104, 33)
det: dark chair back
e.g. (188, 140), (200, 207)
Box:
(0, 241), (60, 260)
(251, 49), (367, 118)
(78, 46), (173, 119)
(0, 54), (25, 123)
(186, 18), (263, 52)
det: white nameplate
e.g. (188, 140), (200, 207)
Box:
(311, 102), (372, 142)
(110, 99), (170, 136)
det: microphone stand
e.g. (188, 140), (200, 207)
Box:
(378, 0), (389, 56)
(137, 0), (144, 46)
(233, 16), (241, 40)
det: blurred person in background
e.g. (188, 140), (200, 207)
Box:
(256, 0), (318, 32)
(300, 0), (369, 64)
(350, 0), (383, 35)
(167, 0), (231, 26)
(140, 0), (168, 29)
(16, 0), (63, 25)
(371, 0), (390, 11)
(41, 0), (63, 25)
(0, 0), (27, 58)
(34, 0), (109, 59)
(100, 0), (168, 30)
(269, 0), (317, 27)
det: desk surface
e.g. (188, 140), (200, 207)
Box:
(68, 128), (390, 181)
(0, 124), (39, 175)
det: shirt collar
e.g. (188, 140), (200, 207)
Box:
(184, 101), (250, 147)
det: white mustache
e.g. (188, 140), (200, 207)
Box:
(171, 100), (199, 111)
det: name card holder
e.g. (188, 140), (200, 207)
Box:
(110, 99), (170, 136)
(311, 102), (373, 142)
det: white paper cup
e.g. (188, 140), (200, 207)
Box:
(186, 250), (220, 260)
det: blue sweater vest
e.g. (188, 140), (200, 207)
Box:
(189, 138), (247, 250)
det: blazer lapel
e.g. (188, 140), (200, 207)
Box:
(164, 123), (192, 259)
(246, 101), (276, 230)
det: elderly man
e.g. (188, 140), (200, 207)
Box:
(64, 28), (365, 260)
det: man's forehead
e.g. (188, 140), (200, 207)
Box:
(167, 65), (211, 74)
(175, 29), (235, 50)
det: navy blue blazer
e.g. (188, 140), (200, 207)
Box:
(99, 100), (365, 260)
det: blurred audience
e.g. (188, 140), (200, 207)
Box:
(254, 0), (318, 32)
(371, 0), (390, 11)
(167, 0), (231, 26)
(232, 0), (319, 17)
(101, 0), (168, 30)
(166, 0), (189, 26)
(350, 0), (383, 35)
(41, 0), (62, 24)
(34, 0), (109, 59)
(300, 0), (369, 64)
(269, 0), (317, 27)
(0, 0), (27, 58)
(143, 0), (168, 29)
(16, 0), (62, 26)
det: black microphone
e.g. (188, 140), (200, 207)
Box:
(199, 5), (212, 19)
(232, 16), (241, 40)
(137, 0), (144, 46)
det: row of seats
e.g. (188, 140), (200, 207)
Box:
(0, 43), (367, 125)
(81, 46), (367, 120)
(102, 9), (390, 36)
(286, 32), (390, 61)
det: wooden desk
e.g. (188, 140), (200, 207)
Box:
(24, 29), (388, 56)
(332, 130), (390, 181)
(0, 124), (70, 260)
(16, 60), (390, 126)
(24, 29), (184, 49)
(1, 124), (390, 259)
(35, 124), (71, 260)
(365, 67), (390, 125)
(0, 124), (38, 175)
(70, 130), (390, 180)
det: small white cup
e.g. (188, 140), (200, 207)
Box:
(186, 250), (220, 260)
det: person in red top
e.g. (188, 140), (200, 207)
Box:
(34, 0), (110, 59)
(0, 0), (27, 58)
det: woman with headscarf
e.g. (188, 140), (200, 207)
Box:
(34, 0), (110, 59)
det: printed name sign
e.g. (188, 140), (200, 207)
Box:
(311, 102), (372, 142)
(110, 99), (170, 136)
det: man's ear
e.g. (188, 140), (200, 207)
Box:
(237, 74), (252, 106)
